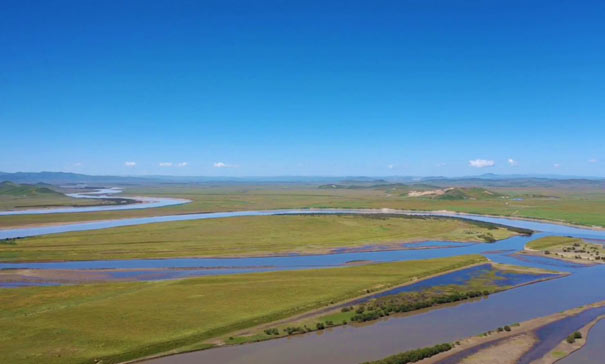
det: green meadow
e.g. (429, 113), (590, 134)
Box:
(526, 236), (581, 250)
(0, 255), (486, 364)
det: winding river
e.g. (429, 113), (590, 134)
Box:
(0, 187), (190, 216)
(2, 189), (605, 363)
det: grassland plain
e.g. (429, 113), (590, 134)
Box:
(0, 255), (487, 364)
(0, 214), (517, 262)
(2, 185), (605, 229)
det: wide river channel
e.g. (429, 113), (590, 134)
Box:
(2, 191), (605, 363)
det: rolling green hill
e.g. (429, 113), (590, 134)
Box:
(435, 187), (503, 200)
(0, 181), (62, 197)
(0, 181), (107, 210)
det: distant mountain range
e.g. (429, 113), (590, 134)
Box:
(0, 171), (604, 188)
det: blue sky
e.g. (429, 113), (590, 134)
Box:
(1, 0), (604, 177)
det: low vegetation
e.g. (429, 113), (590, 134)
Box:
(0, 255), (486, 364)
(349, 290), (491, 323)
(0, 214), (520, 262)
(362, 343), (453, 364)
(566, 331), (582, 344)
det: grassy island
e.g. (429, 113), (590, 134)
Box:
(525, 236), (605, 264)
(0, 214), (521, 262)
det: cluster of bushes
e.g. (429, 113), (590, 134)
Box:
(566, 331), (582, 344)
(264, 319), (341, 337)
(496, 325), (511, 332)
(282, 326), (305, 335)
(351, 290), (489, 323)
(478, 233), (496, 243)
(263, 328), (279, 335)
(0, 238), (19, 245)
(363, 343), (453, 364)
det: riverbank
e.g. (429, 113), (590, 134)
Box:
(405, 301), (605, 364)
(199, 262), (561, 350)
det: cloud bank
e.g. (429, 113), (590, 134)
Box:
(159, 162), (188, 167)
(213, 162), (238, 168)
(468, 159), (495, 168)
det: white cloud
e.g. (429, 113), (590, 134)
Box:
(589, 158), (598, 163)
(387, 164), (394, 169)
(553, 163), (561, 168)
(436, 162), (447, 167)
(469, 159), (495, 168)
(124, 161), (136, 167)
(176, 162), (188, 167)
(507, 158), (518, 166)
(159, 162), (173, 167)
(73, 162), (83, 167)
(213, 162), (237, 168)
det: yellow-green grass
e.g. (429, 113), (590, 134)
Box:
(2, 185), (605, 229)
(526, 236), (581, 250)
(0, 215), (516, 262)
(0, 255), (486, 364)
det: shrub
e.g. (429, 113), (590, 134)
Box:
(264, 328), (279, 335)
(574, 331), (582, 339)
(362, 343), (453, 364)
(316, 322), (325, 330)
(283, 326), (304, 335)
(504, 325), (511, 332)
